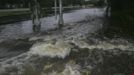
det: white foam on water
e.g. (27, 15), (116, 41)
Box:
(0, 52), (28, 75)
(62, 64), (81, 75)
(72, 39), (134, 51)
(0, 7), (133, 75)
(29, 40), (72, 59)
(42, 64), (81, 75)
(0, 61), (25, 75)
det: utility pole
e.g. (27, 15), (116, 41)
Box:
(58, 0), (64, 29)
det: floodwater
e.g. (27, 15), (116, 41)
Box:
(0, 7), (134, 75)
(0, 8), (104, 41)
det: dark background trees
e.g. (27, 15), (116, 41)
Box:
(105, 0), (134, 37)
(0, 0), (87, 9)
(0, 0), (105, 9)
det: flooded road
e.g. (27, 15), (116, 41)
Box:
(0, 8), (104, 41)
(0, 7), (134, 75)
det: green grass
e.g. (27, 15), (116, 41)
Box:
(0, 10), (30, 17)
(0, 9), (31, 24)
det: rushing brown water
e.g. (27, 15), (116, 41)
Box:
(0, 7), (134, 75)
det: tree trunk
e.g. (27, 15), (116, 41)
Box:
(58, 0), (64, 28)
(55, 0), (57, 19)
(30, 0), (42, 32)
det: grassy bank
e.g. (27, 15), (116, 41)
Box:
(0, 9), (30, 25)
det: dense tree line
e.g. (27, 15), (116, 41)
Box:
(0, 0), (87, 9)
(106, 0), (134, 37)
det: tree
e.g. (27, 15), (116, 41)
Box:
(58, 0), (64, 28)
(29, 0), (42, 32)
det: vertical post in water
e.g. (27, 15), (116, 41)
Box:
(58, 0), (64, 28)
(30, 0), (41, 32)
(55, 0), (57, 19)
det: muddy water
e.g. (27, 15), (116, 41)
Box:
(0, 7), (134, 75)
(0, 37), (134, 75)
